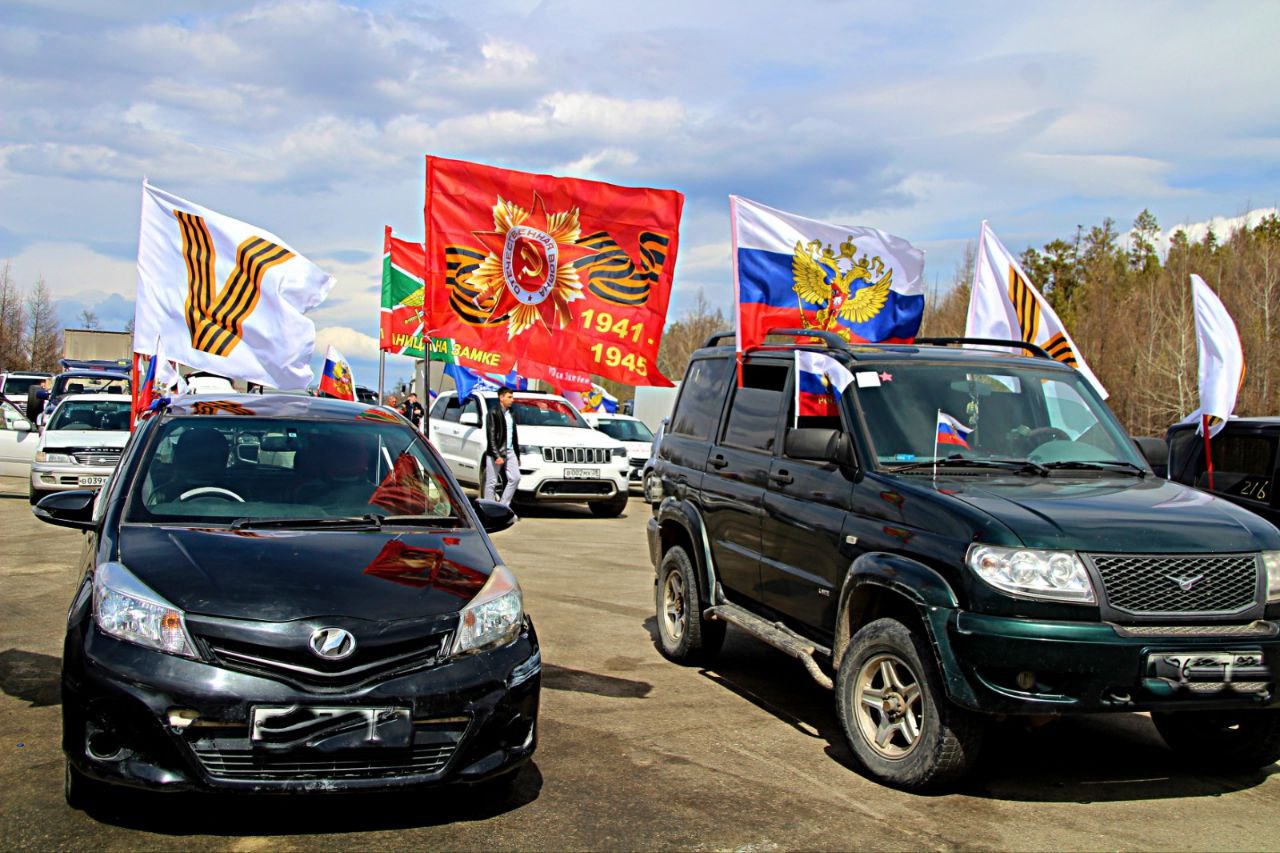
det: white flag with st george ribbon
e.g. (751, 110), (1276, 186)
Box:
(1181, 274), (1245, 437)
(133, 180), (336, 390)
(965, 221), (1107, 398)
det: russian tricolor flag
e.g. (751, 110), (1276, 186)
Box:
(731, 196), (925, 354)
(795, 351), (854, 419)
(936, 411), (972, 449)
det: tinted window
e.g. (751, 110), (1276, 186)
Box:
(49, 400), (132, 431)
(670, 357), (732, 440)
(511, 398), (585, 427)
(439, 396), (463, 423)
(596, 419), (654, 442)
(1198, 433), (1276, 505)
(722, 362), (788, 452)
(2, 376), (46, 397)
(430, 397), (450, 420)
(461, 397), (481, 423)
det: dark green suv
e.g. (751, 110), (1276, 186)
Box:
(646, 331), (1280, 790)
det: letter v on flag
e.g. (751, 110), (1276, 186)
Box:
(134, 181), (335, 390)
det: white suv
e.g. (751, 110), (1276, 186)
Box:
(430, 390), (631, 516)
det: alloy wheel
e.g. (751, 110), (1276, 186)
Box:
(853, 653), (924, 759)
(661, 570), (686, 642)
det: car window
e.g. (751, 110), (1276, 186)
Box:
(511, 399), (585, 427)
(670, 357), (732, 440)
(722, 362), (789, 452)
(54, 374), (129, 397)
(48, 400), (132, 431)
(596, 419), (654, 442)
(430, 397), (450, 420)
(461, 397), (481, 422)
(127, 418), (468, 527)
(1197, 433), (1277, 506)
(440, 396), (463, 423)
(2, 376), (46, 397)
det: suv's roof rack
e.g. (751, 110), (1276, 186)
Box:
(701, 328), (853, 352)
(914, 337), (1052, 360)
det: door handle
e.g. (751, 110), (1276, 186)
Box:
(708, 454), (728, 470)
(770, 470), (794, 485)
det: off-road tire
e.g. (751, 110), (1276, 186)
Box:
(1153, 709), (1280, 771)
(836, 617), (984, 791)
(588, 493), (629, 518)
(654, 546), (724, 664)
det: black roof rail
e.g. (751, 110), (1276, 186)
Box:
(700, 328), (854, 352)
(914, 337), (1052, 360)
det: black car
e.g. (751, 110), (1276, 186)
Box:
(36, 394), (540, 805)
(648, 331), (1280, 790)
(1165, 417), (1279, 528)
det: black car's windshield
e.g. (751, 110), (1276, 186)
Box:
(851, 360), (1145, 472)
(595, 418), (653, 442)
(511, 398), (587, 428)
(53, 373), (130, 398)
(48, 400), (132, 431)
(126, 417), (468, 527)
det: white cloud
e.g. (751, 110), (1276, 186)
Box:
(314, 325), (379, 361)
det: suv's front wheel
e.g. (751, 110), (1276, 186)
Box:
(837, 617), (984, 790)
(654, 546), (724, 664)
(1152, 709), (1280, 771)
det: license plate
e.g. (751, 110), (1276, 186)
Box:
(564, 467), (599, 479)
(1147, 650), (1268, 688)
(78, 476), (108, 487)
(250, 706), (412, 752)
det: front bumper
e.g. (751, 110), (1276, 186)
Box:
(935, 608), (1280, 714)
(63, 620), (541, 793)
(32, 462), (113, 493)
(515, 459), (630, 502)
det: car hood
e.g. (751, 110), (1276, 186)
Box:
(930, 474), (1280, 553)
(40, 430), (130, 450)
(522, 425), (623, 448)
(118, 525), (495, 622)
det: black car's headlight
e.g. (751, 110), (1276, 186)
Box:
(93, 561), (197, 658)
(451, 565), (523, 655)
(966, 544), (1096, 604)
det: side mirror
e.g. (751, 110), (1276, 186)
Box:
(34, 489), (96, 530)
(785, 428), (855, 466)
(471, 497), (516, 534)
(12, 417), (32, 432)
(1132, 436), (1168, 475)
(459, 412), (480, 427)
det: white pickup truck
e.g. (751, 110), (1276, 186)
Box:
(430, 390), (631, 516)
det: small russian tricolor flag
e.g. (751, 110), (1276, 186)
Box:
(795, 350), (854, 420)
(936, 411), (972, 449)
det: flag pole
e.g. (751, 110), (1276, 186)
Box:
(1202, 413), (1215, 491)
(933, 409), (940, 480)
(377, 350), (385, 403)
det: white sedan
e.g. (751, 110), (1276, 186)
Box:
(29, 393), (132, 504)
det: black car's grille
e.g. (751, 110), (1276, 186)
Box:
(191, 743), (456, 781)
(541, 447), (611, 464)
(69, 447), (121, 466)
(1088, 553), (1259, 615)
(203, 633), (449, 691)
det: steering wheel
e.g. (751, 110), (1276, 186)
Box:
(179, 486), (245, 502)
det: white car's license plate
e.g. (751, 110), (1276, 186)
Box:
(78, 476), (108, 487)
(564, 467), (599, 479)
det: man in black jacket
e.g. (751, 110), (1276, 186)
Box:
(400, 392), (425, 431)
(483, 387), (521, 506)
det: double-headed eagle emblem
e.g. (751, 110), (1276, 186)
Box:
(791, 238), (893, 343)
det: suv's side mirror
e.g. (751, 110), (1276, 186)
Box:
(471, 497), (515, 533)
(11, 417), (32, 432)
(460, 412), (480, 427)
(34, 489), (96, 530)
(785, 428), (855, 466)
(1132, 436), (1167, 474)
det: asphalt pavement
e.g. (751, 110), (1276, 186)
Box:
(1, 474), (1279, 851)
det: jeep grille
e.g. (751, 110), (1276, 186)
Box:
(1086, 553), (1259, 616)
(541, 447), (611, 464)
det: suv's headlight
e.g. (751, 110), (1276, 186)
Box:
(517, 444), (542, 461)
(35, 451), (70, 463)
(451, 565), (523, 655)
(1263, 551), (1280, 603)
(93, 561), (197, 658)
(966, 544), (1096, 604)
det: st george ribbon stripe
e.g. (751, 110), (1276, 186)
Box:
(176, 210), (294, 356)
(1043, 332), (1079, 367)
(1008, 264), (1040, 344)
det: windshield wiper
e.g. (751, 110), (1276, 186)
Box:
(888, 456), (1049, 476)
(1040, 460), (1147, 477)
(229, 514), (384, 530)
(381, 515), (462, 528)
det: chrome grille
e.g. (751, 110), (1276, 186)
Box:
(70, 447), (121, 466)
(541, 447), (610, 464)
(1088, 553), (1259, 615)
(203, 633), (448, 690)
(191, 741), (456, 781)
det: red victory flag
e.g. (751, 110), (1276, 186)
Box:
(424, 156), (683, 386)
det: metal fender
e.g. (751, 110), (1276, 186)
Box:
(835, 553), (977, 708)
(654, 497), (719, 605)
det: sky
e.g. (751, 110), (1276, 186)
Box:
(2, 0), (1279, 388)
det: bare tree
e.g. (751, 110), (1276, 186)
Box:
(78, 308), (99, 329)
(26, 277), (62, 371)
(656, 291), (729, 383)
(0, 262), (27, 370)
